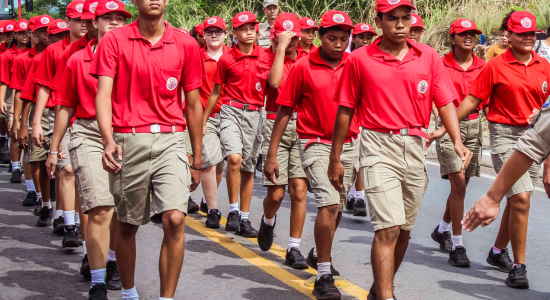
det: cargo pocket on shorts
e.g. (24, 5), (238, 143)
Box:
(361, 156), (383, 193)
(68, 138), (85, 173)
(176, 153), (191, 189)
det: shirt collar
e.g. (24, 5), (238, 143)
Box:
(367, 36), (422, 62)
(231, 44), (261, 60)
(442, 51), (485, 71)
(77, 34), (90, 49)
(28, 45), (38, 57)
(0, 44), (7, 51)
(61, 35), (72, 49)
(202, 45), (230, 62)
(308, 46), (348, 69)
(84, 39), (98, 62)
(128, 19), (175, 46)
(501, 48), (542, 66)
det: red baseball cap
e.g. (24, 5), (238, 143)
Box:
(232, 11), (258, 29)
(3, 21), (15, 33)
(319, 10), (353, 30)
(34, 15), (54, 31)
(353, 23), (377, 36)
(48, 19), (70, 35)
(81, 1), (99, 20)
(507, 11), (542, 33)
(450, 18), (482, 35)
(411, 13), (425, 29)
(376, 0), (416, 13)
(195, 23), (204, 36)
(14, 20), (29, 32)
(66, 0), (86, 19)
(28, 16), (39, 32)
(273, 13), (303, 37)
(95, 0), (132, 19)
(203, 16), (227, 31)
(255, 23), (260, 32)
(300, 17), (318, 30)
(175, 28), (190, 34)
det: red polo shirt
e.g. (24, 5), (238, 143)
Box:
(56, 40), (97, 120)
(213, 44), (265, 106)
(90, 20), (204, 129)
(469, 48), (550, 126)
(297, 44), (317, 56)
(10, 46), (38, 91)
(21, 52), (52, 106)
(277, 47), (359, 140)
(258, 50), (306, 113)
(335, 38), (457, 131)
(0, 47), (29, 85)
(33, 36), (71, 88)
(442, 52), (486, 112)
(0, 43), (8, 55)
(51, 34), (90, 91)
(199, 45), (230, 114)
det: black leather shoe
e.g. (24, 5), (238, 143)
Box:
(205, 209), (222, 229)
(37, 207), (53, 227)
(448, 246), (470, 267)
(62, 225), (79, 248)
(236, 219), (258, 238)
(22, 191), (37, 206)
(89, 283), (108, 300)
(187, 197), (199, 214)
(284, 247), (308, 269)
(257, 215), (276, 251)
(10, 169), (22, 183)
(486, 247), (513, 273)
(52, 216), (65, 235)
(505, 264), (529, 289)
(105, 261), (122, 290)
(80, 254), (91, 278)
(352, 199), (367, 216)
(306, 248), (340, 277)
(199, 198), (208, 213)
(313, 274), (341, 300)
(431, 225), (452, 254)
(225, 210), (240, 232)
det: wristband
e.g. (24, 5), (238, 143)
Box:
(189, 165), (202, 171)
(48, 150), (58, 155)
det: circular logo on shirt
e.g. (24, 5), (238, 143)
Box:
(361, 24), (369, 31)
(411, 16), (417, 24)
(76, 3), (84, 12)
(418, 80), (429, 94)
(57, 22), (67, 29)
(19, 22), (27, 29)
(6, 24), (13, 31)
(41, 17), (50, 24)
(89, 2), (99, 13)
(307, 19), (315, 26)
(388, 0), (401, 4)
(332, 14), (345, 24)
(283, 20), (294, 31)
(238, 14), (249, 23)
(106, 1), (119, 10)
(255, 81), (262, 91)
(461, 20), (472, 28)
(543, 81), (548, 94)
(166, 77), (178, 91)
(521, 17), (532, 28)
(207, 17), (217, 25)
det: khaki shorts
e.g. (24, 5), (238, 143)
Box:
(1, 89), (13, 119)
(182, 117), (225, 169)
(56, 131), (72, 170)
(110, 131), (191, 225)
(183, 127), (193, 155)
(29, 106), (50, 162)
(515, 107), (550, 164)
(435, 117), (482, 179)
(219, 104), (262, 173)
(69, 119), (114, 212)
(262, 118), (305, 186)
(489, 122), (540, 199)
(298, 138), (358, 211)
(360, 129), (428, 232)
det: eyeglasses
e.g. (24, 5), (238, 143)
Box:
(205, 30), (225, 36)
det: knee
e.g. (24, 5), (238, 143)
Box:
(227, 155), (242, 168)
(59, 166), (74, 179)
(162, 210), (185, 230)
(450, 180), (467, 198)
(118, 222), (138, 237)
(89, 207), (113, 224)
(374, 226), (401, 244)
(510, 194), (530, 214)
(289, 182), (308, 200)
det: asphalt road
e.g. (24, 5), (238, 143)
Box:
(0, 159), (549, 300)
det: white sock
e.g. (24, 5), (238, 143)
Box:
(26, 180), (35, 192)
(11, 161), (21, 171)
(42, 201), (51, 209)
(492, 246), (502, 255)
(54, 209), (63, 219)
(288, 237), (300, 250)
(90, 268), (106, 287)
(107, 249), (116, 262)
(313, 248), (317, 257)
(82, 241), (87, 257)
(263, 215), (275, 226)
(75, 213), (80, 224)
(0, 134), (6, 138)
(438, 219), (450, 233)
(159, 298), (173, 300)
(122, 286), (139, 300)
(355, 190), (365, 200)
(316, 262), (331, 280)
(240, 211), (249, 220)
(451, 235), (463, 250)
(349, 186), (356, 195)
(64, 210), (75, 226)
(229, 203), (239, 212)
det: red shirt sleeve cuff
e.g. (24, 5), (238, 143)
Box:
(275, 99), (295, 108)
(183, 80), (202, 92)
(32, 78), (53, 89)
(434, 97), (454, 109)
(55, 99), (77, 109)
(94, 69), (116, 79)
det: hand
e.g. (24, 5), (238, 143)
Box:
(328, 157), (344, 192)
(477, 45), (487, 57)
(102, 138), (122, 173)
(190, 167), (200, 192)
(0, 101), (6, 115)
(527, 108), (540, 125)
(276, 31), (297, 51)
(543, 159), (550, 198)
(45, 153), (58, 179)
(58, 142), (66, 159)
(31, 125), (44, 147)
(461, 194), (501, 231)
(202, 124), (206, 136)
(263, 155), (280, 185)
(18, 126), (29, 148)
(7, 117), (14, 137)
(424, 127), (446, 150)
(454, 142), (473, 172)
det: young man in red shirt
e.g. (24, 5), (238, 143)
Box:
(297, 17), (317, 55)
(265, 10), (357, 299)
(0, 21), (15, 162)
(204, 11), (265, 237)
(93, 0), (204, 298)
(330, 1), (471, 299)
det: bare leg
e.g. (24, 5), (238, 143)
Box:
(372, 226), (401, 299)
(239, 171), (254, 213)
(200, 166), (218, 210)
(494, 202), (511, 249)
(216, 165), (224, 187)
(263, 185), (285, 219)
(159, 210), (186, 298)
(115, 222), (139, 289)
(314, 205), (340, 264)
(225, 154), (242, 205)
(288, 178), (308, 239)
(39, 161), (50, 203)
(86, 206), (114, 270)
(508, 192), (530, 264)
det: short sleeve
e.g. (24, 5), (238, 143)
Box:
(20, 63), (37, 102)
(50, 49), (71, 91)
(55, 58), (78, 109)
(9, 56), (25, 90)
(487, 46), (496, 60)
(276, 62), (303, 108)
(257, 53), (272, 91)
(0, 51), (12, 85)
(469, 64), (494, 102)
(431, 52), (457, 108)
(334, 55), (362, 108)
(90, 31), (119, 78)
(32, 47), (55, 88)
(180, 40), (204, 92)
(212, 54), (228, 85)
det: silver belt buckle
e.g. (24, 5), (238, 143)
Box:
(151, 124), (161, 133)
(242, 104), (249, 110)
(399, 128), (409, 135)
(291, 112), (297, 120)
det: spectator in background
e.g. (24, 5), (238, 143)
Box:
(258, 0), (279, 48)
(486, 30), (510, 60)
(409, 12), (425, 42)
(534, 26), (550, 62)
(192, 23), (206, 48)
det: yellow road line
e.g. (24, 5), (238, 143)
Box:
(191, 211), (369, 299)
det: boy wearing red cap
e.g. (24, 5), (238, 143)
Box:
(0, 21), (15, 157)
(266, 10), (356, 299)
(432, 10), (550, 289)
(408, 12), (424, 42)
(256, 12), (309, 269)
(92, 0), (204, 297)
(197, 16), (230, 228)
(297, 17), (318, 55)
(204, 11), (265, 237)
(351, 23), (377, 51)
(48, 2), (131, 297)
(192, 23), (206, 47)
(330, 0), (470, 298)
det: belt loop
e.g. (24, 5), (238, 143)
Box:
(172, 125), (176, 134)
(131, 128), (136, 135)
(317, 137), (320, 143)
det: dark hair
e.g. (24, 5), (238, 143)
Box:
(190, 25), (198, 39)
(546, 26), (550, 35)
(450, 33), (455, 51)
(500, 9), (515, 32)
(377, 12), (383, 21)
(318, 26), (351, 37)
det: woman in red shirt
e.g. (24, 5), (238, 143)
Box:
(430, 11), (550, 289)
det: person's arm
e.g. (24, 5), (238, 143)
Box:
(268, 31), (295, 89)
(431, 102), (439, 118)
(543, 157), (550, 198)
(18, 99), (32, 148)
(31, 85), (50, 147)
(477, 45), (487, 63)
(203, 83), (221, 128)
(462, 150), (534, 231)
(264, 105), (293, 184)
(184, 88), (203, 191)
(45, 106), (74, 178)
(11, 89), (23, 141)
(328, 106), (355, 190)
(0, 83), (7, 114)
(95, 76), (121, 174)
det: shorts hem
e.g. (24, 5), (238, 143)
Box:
(372, 222), (406, 232)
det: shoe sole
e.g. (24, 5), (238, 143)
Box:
(431, 231), (451, 254)
(352, 209), (367, 217)
(22, 201), (35, 207)
(37, 221), (51, 227)
(62, 240), (79, 248)
(367, 293), (376, 300)
(237, 231), (258, 238)
(10, 179), (22, 183)
(225, 225), (239, 232)
(312, 290), (341, 300)
(505, 278), (529, 289)
(486, 257), (512, 273)
(284, 260), (309, 270)
(448, 258), (470, 268)
(205, 223), (221, 229)
(106, 282), (123, 291)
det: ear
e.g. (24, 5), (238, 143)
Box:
(375, 16), (382, 29)
(92, 19), (98, 31)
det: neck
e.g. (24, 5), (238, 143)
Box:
(319, 47), (341, 68)
(286, 50), (297, 59)
(237, 42), (254, 55)
(70, 32), (80, 43)
(268, 18), (275, 27)
(207, 43), (223, 53)
(453, 48), (473, 64)
(510, 47), (532, 64)
(36, 43), (47, 53)
(300, 41), (311, 51)
(86, 32), (94, 42)
(16, 42), (25, 50)
(98, 32), (105, 44)
(137, 17), (165, 40)
(500, 43), (508, 49)
(378, 37), (408, 57)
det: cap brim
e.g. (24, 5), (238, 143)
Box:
(302, 26), (319, 31)
(204, 24), (226, 31)
(354, 30), (377, 36)
(379, 4), (417, 13)
(321, 24), (354, 31)
(275, 31), (304, 38)
(411, 25), (425, 30)
(453, 28), (482, 35)
(67, 13), (83, 19)
(97, 10), (132, 19)
(234, 21), (259, 28)
(81, 13), (95, 20)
